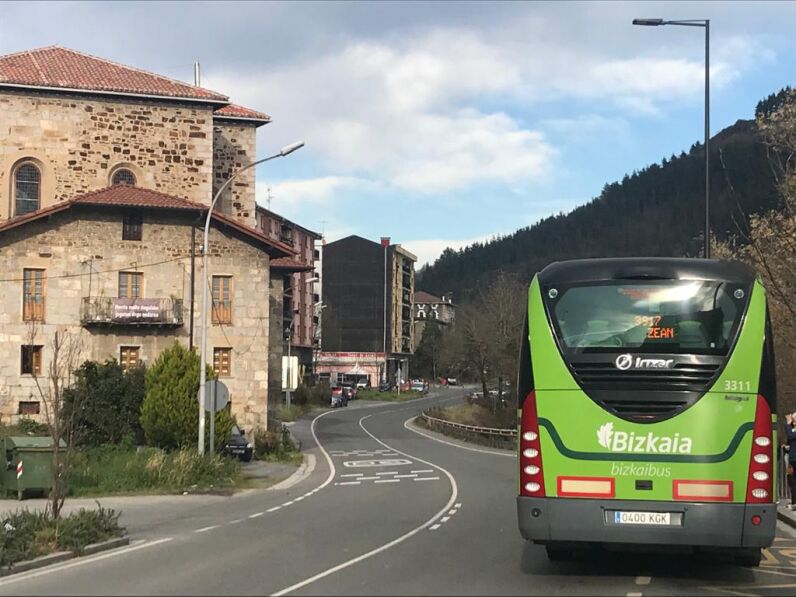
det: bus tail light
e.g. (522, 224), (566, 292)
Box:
(520, 392), (545, 497)
(557, 476), (615, 498)
(746, 395), (774, 504)
(673, 480), (733, 502)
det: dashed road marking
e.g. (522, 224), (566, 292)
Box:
(375, 479), (400, 484)
(267, 506), (282, 512)
(414, 477), (440, 482)
(283, 501), (295, 506)
(341, 473), (363, 478)
(335, 481), (361, 486)
(194, 525), (219, 533)
(411, 469), (433, 474)
(376, 471), (399, 476)
(395, 474), (417, 478)
(343, 459), (413, 468)
(430, 524), (442, 531)
(626, 593), (643, 597)
(228, 519), (242, 525)
(440, 516), (450, 523)
(249, 512), (264, 519)
(448, 509), (458, 515)
(455, 503), (462, 508)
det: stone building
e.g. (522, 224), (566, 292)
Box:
(413, 290), (455, 345)
(0, 46), (293, 428)
(255, 206), (321, 408)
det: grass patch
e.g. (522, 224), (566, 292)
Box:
(67, 446), (242, 497)
(426, 403), (515, 429)
(274, 404), (311, 422)
(0, 418), (49, 438)
(357, 389), (423, 402)
(0, 506), (124, 568)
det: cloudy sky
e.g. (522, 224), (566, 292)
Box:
(2, 1), (794, 265)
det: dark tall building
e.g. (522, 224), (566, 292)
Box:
(318, 235), (416, 386)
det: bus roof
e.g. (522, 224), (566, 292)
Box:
(537, 258), (757, 285)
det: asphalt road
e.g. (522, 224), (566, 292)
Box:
(3, 387), (796, 596)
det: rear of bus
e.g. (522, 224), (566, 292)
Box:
(516, 258), (777, 565)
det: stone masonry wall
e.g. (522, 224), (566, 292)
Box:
(0, 208), (270, 430)
(0, 90), (215, 219)
(212, 122), (257, 228)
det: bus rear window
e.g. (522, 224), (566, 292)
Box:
(547, 280), (749, 355)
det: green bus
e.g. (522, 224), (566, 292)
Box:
(516, 258), (777, 566)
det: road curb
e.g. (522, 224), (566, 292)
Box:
(0, 535), (130, 577)
(777, 507), (796, 529)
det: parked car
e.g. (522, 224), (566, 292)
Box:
(223, 425), (253, 462)
(342, 384), (357, 400)
(355, 379), (370, 390)
(446, 377), (459, 386)
(378, 381), (393, 392)
(331, 386), (349, 408)
(411, 379), (428, 393)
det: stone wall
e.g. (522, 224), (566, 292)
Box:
(0, 89), (216, 220)
(0, 208), (271, 430)
(212, 121), (257, 227)
(267, 275), (285, 413)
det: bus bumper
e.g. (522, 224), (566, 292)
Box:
(517, 497), (775, 548)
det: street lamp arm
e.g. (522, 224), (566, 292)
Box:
(662, 20), (709, 27)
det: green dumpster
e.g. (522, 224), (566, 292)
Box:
(2, 436), (63, 500)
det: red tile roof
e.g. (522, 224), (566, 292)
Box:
(414, 290), (443, 303)
(214, 103), (271, 123)
(71, 184), (207, 210)
(0, 185), (294, 258)
(0, 46), (228, 102)
(270, 257), (313, 272)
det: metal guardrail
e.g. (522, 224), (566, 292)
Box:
(420, 411), (516, 438)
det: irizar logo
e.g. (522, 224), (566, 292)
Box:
(596, 422), (693, 454)
(614, 353), (674, 370)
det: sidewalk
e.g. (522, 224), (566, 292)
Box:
(778, 499), (796, 529)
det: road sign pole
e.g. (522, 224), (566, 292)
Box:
(209, 381), (215, 456)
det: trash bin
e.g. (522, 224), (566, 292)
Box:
(2, 436), (63, 500)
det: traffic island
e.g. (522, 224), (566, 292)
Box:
(0, 506), (126, 573)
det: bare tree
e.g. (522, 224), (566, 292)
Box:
(715, 89), (796, 413)
(26, 323), (84, 518)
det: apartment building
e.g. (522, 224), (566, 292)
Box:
(318, 235), (416, 387)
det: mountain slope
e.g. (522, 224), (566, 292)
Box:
(418, 116), (780, 300)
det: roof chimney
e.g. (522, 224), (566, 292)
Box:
(194, 62), (200, 87)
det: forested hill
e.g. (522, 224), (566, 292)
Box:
(418, 100), (786, 301)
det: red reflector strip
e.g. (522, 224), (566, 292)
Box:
(673, 480), (733, 502)
(557, 476), (615, 498)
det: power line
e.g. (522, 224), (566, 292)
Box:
(0, 256), (186, 283)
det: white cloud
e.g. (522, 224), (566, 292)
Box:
(403, 233), (504, 268)
(257, 176), (378, 207)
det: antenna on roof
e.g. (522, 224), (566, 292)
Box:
(320, 220), (328, 239)
(194, 62), (200, 87)
(266, 186), (273, 211)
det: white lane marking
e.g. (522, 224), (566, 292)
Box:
(376, 471), (399, 476)
(194, 525), (219, 533)
(229, 519), (243, 525)
(405, 417), (516, 458)
(344, 459), (413, 468)
(635, 577), (651, 586)
(249, 512), (264, 519)
(429, 524), (442, 531)
(394, 474), (418, 479)
(448, 510), (458, 515)
(0, 538), (173, 587)
(455, 503), (462, 508)
(335, 481), (361, 486)
(410, 469), (433, 474)
(271, 410), (459, 597)
(340, 473), (363, 478)
(414, 477), (440, 482)
(374, 479), (400, 484)
(440, 517), (450, 523)
(626, 593), (643, 597)
(294, 496), (305, 501)
(267, 506), (282, 512)
(269, 453), (317, 491)
(283, 501), (295, 506)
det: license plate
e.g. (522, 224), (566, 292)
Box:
(614, 511), (671, 525)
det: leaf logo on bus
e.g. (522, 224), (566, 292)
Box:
(596, 421), (693, 454)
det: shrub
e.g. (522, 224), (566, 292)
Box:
(254, 425), (296, 459)
(0, 507), (124, 567)
(62, 360), (145, 446)
(16, 418), (49, 436)
(140, 343), (234, 451)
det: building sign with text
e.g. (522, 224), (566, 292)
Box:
(112, 298), (162, 322)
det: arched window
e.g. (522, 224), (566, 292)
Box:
(14, 163), (41, 216)
(111, 168), (136, 186)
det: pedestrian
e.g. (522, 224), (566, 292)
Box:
(784, 413), (796, 509)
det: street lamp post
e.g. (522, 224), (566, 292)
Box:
(633, 17), (710, 258)
(198, 141), (304, 455)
